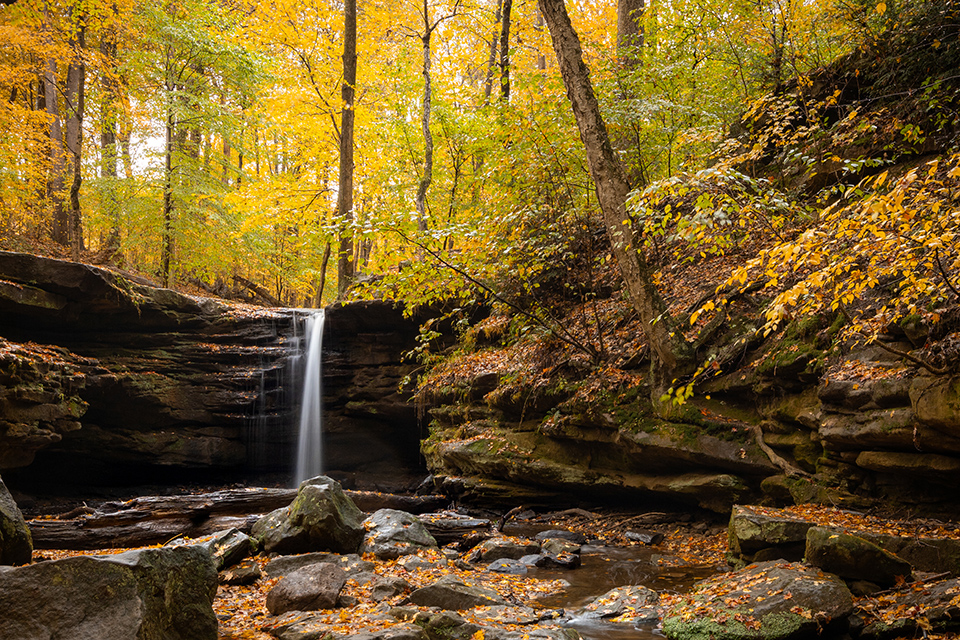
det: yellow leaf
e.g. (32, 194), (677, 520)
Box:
(875, 2), (886, 14)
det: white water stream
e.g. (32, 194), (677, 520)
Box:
(294, 310), (325, 484)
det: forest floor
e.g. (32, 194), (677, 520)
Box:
(31, 502), (960, 640)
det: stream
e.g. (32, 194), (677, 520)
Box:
(502, 524), (721, 640)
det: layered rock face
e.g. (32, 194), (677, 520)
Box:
(0, 251), (424, 491)
(422, 316), (960, 514)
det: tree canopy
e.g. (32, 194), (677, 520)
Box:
(1, 0), (958, 386)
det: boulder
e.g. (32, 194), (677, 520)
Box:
(359, 509), (438, 559)
(0, 475), (31, 565)
(535, 529), (587, 544)
(581, 585), (659, 624)
(0, 545), (218, 640)
(253, 476), (365, 555)
(662, 561), (853, 640)
(805, 526), (913, 588)
(534, 552), (581, 569)
(220, 558), (262, 585)
(467, 537), (540, 563)
(727, 504), (812, 563)
(371, 575), (412, 601)
(265, 552), (374, 578)
(406, 574), (507, 609)
(856, 576), (960, 638)
(541, 538), (581, 555)
(266, 562), (348, 615)
(486, 558), (528, 574)
(168, 527), (256, 570)
(624, 530), (664, 546)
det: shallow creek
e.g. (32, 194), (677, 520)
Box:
(502, 525), (721, 640)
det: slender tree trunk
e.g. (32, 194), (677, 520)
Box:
(537, 0), (690, 381)
(615, 0), (646, 187)
(44, 56), (69, 246)
(499, 0), (512, 101)
(100, 18), (121, 261)
(161, 68), (175, 287)
(617, 0), (645, 64)
(483, 0), (503, 101)
(64, 15), (86, 259)
(337, 0), (357, 298)
(315, 240), (331, 307)
(415, 3), (433, 234)
(535, 8), (547, 71)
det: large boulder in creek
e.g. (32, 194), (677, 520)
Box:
(406, 574), (508, 609)
(662, 561), (853, 640)
(805, 526), (913, 588)
(253, 476), (365, 555)
(0, 545), (218, 640)
(168, 527), (256, 570)
(727, 504), (812, 564)
(359, 509), (438, 559)
(0, 475), (32, 565)
(266, 562), (347, 615)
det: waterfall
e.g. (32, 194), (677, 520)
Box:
(294, 309), (325, 484)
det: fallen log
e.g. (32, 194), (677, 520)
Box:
(28, 487), (448, 550)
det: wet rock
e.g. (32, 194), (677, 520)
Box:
(535, 530), (587, 544)
(534, 552), (581, 569)
(486, 558), (528, 574)
(0, 545), (218, 640)
(360, 509), (438, 559)
(805, 526), (913, 588)
(406, 574), (507, 609)
(418, 512), (493, 546)
(268, 613), (426, 640)
(371, 575), (412, 601)
(624, 530), (664, 546)
(168, 527), (256, 570)
(253, 476), (365, 555)
(467, 537), (540, 563)
(418, 611), (484, 640)
(265, 552), (374, 578)
(541, 538), (581, 555)
(220, 558), (262, 585)
(0, 475), (31, 565)
(580, 585), (659, 624)
(266, 562), (348, 615)
(397, 554), (444, 571)
(727, 504), (811, 563)
(662, 561), (853, 640)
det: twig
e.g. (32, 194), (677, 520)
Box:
(936, 249), (960, 298)
(392, 228), (599, 360)
(837, 304), (950, 375)
(870, 571), (952, 597)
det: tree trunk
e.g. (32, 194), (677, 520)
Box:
(316, 240), (331, 307)
(483, 0), (503, 101)
(537, 0), (691, 382)
(161, 77), (175, 287)
(100, 21), (121, 262)
(65, 15), (86, 259)
(337, 0), (357, 298)
(617, 0), (645, 65)
(43, 56), (69, 246)
(615, 0), (646, 187)
(499, 0), (512, 100)
(415, 11), (433, 234)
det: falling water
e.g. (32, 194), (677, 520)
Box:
(294, 310), (325, 484)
